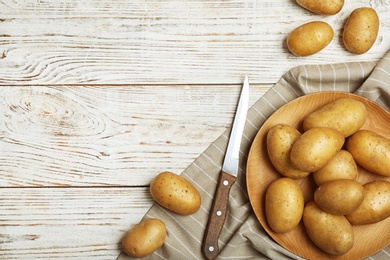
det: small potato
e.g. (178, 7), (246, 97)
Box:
(287, 21), (334, 56)
(313, 150), (357, 186)
(314, 179), (364, 215)
(265, 178), (304, 233)
(296, 0), (344, 15)
(267, 124), (310, 179)
(290, 127), (345, 172)
(303, 202), (354, 256)
(122, 218), (166, 258)
(150, 171), (201, 215)
(346, 180), (390, 225)
(346, 130), (390, 177)
(303, 98), (367, 137)
(343, 7), (380, 54)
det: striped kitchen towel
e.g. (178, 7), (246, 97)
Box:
(118, 50), (390, 260)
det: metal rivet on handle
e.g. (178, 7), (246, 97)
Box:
(216, 210), (222, 216)
(223, 180), (229, 186)
(209, 246), (214, 252)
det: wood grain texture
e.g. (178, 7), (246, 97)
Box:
(1, 1), (390, 259)
(1, 0), (389, 85)
(0, 84), (268, 187)
(0, 187), (152, 259)
(203, 171), (236, 260)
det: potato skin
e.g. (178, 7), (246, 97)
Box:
(122, 218), (166, 258)
(265, 178), (304, 233)
(314, 179), (364, 215)
(303, 202), (354, 256)
(290, 127), (345, 172)
(343, 7), (379, 54)
(313, 150), (357, 186)
(303, 98), (367, 137)
(346, 130), (390, 177)
(267, 124), (310, 179)
(287, 21), (334, 56)
(150, 171), (201, 215)
(296, 0), (344, 15)
(346, 180), (390, 225)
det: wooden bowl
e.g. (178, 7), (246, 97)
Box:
(247, 92), (390, 260)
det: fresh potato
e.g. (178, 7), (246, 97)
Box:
(267, 124), (310, 179)
(314, 179), (364, 215)
(313, 150), (357, 186)
(290, 127), (345, 172)
(303, 98), (367, 137)
(265, 178), (304, 233)
(303, 202), (354, 256)
(346, 130), (390, 177)
(287, 21), (334, 56)
(122, 218), (166, 257)
(296, 0), (344, 15)
(343, 7), (380, 54)
(150, 171), (201, 215)
(346, 180), (390, 225)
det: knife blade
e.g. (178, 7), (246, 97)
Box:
(202, 75), (249, 260)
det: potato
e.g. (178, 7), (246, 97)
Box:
(122, 218), (166, 257)
(265, 178), (304, 233)
(267, 124), (310, 179)
(346, 130), (390, 177)
(313, 150), (357, 186)
(346, 180), (390, 225)
(287, 21), (334, 56)
(303, 202), (354, 256)
(290, 127), (345, 172)
(296, 0), (344, 15)
(314, 179), (364, 215)
(303, 98), (367, 137)
(150, 171), (201, 215)
(343, 7), (380, 54)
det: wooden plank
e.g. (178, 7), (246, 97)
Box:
(1, 0), (389, 85)
(0, 187), (151, 260)
(0, 84), (269, 187)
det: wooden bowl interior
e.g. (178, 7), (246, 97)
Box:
(247, 92), (390, 260)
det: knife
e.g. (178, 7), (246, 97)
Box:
(202, 75), (249, 260)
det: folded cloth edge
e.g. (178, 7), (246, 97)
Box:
(118, 51), (390, 260)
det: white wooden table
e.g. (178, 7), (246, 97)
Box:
(1, 1), (389, 259)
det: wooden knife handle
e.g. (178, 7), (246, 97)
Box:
(202, 170), (236, 260)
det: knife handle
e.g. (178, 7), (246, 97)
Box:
(202, 170), (236, 260)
